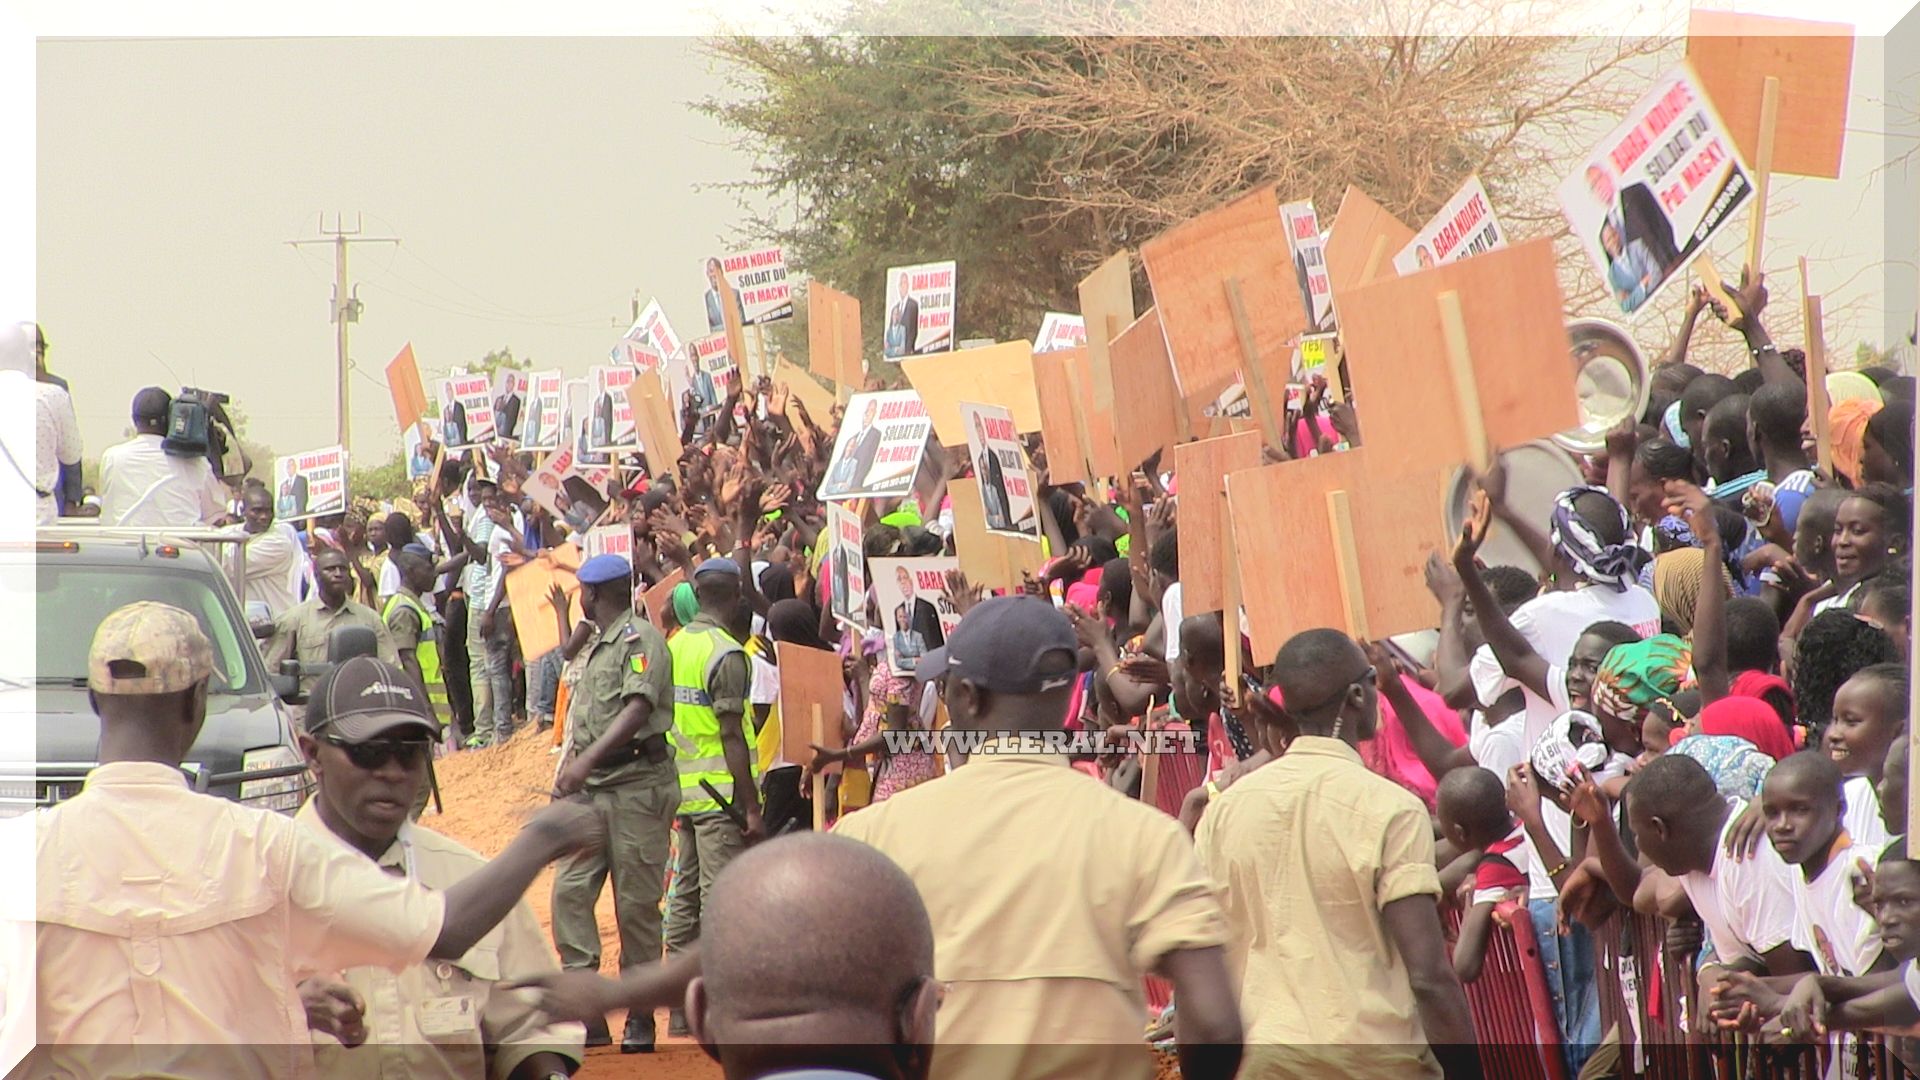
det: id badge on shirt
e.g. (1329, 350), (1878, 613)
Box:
(417, 995), (479, 1038)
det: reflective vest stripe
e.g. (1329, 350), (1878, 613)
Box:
(381, 592), (442, 689)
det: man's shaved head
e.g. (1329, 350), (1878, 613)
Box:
(689, 834), (939, 1078)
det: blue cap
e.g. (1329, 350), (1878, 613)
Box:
(577, 554), (632, 585)
(695, 556), (742, 579)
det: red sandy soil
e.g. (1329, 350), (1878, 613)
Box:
(425, 727), (721, 1080)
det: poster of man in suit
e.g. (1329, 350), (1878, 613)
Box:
(825, 503), (866, 630)
(438, 370), (496, 450)
(521, 370), (563, 452)
(872, 557), (960, 675)
(587, 364), (639, 453)
(1559, 63), (1751, 318)
(881, 260), (956, 360)
(816, 390), (933, 502)
(959, 401), (1039, 539)
(271, 446), (346, 523)
(492, 369), (526, 443)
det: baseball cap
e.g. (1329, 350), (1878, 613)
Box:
(920, 596), (1078, 694)
(305, 656), (439, 742)
(88, 601), (214, 695)
(577, 553), (632, 586)
(695, 557), (742, 579)
(131, 387), (173, 425)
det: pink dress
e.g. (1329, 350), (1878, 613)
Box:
(1359, 676), (1468, 810)
(855, 657), (937, 801)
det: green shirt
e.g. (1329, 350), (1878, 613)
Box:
(678, 611), (750, 719)
(571, 608), (675, 788)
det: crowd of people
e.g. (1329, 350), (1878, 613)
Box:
(6, 242), (1919, 1080)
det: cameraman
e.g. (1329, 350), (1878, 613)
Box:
(97, 387), (232, 528)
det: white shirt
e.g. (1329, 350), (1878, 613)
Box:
(98, 433), (229, 528)
(1679, 798), (1801, 966)
(1470, 583), (1661, 749)
(4, 372), (81, 524)
(1844, 775), (1892, 852)
(1161, 582), (1185, 663)
(1790, 839), (1882, 977)
(239, 521), (309, 617)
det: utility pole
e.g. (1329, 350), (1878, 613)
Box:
(286, 213), (398, 455)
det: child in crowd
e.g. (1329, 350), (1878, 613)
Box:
(1437, 767), (1529, 983)
(1826, 662), (1909, 851)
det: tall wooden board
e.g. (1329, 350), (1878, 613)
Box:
(1171, 431), (1261, 615)
(777, 643), (847, 771)
(1108, 308), (1186, 471)
(1687, 11), (1854, 179)
(1322, 185), (1415, 299)
(902, 341), (1042, 446)
(1078, 251), (1135, 413)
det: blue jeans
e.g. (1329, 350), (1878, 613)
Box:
(1529, 897), (1600, 1077)
(467, 614), (514, 743)
(531, 649), (563, 719)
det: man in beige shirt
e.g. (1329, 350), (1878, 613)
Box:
(20, 602), (600, 1080)
(835, 597), (1241, 1080)
(259, 547), (399, 689)
(1195, 629), (1474, 1080)
(293, 653), (583, 1080)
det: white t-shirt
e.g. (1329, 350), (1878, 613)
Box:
(1469, 713), (1528, 777)
(1679, 798), (1801, 966)
(1844, 775), (1892, 852)
(98, 434), (230, 528)
(1790, 840), (1882, 976)
(1470, 583), (1662, 749)
(1161, 581), (1185, 663)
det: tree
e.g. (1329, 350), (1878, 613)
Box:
(348, 453), (413, 504)
(701, 24), (1671, 352)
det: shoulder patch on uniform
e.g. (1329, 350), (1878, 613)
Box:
(629, 653), (648, 674)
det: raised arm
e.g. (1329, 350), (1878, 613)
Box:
(1671, 481), (1730, 705)
(1452, 492), (1554, 702)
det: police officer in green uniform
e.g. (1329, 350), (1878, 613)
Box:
(548, 553), (678, 1054)
(661, 557), (763, 1036)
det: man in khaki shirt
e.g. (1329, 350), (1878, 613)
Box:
(1195, 629), (1474, 1080)
(259, 547), (399, 689)
(835, 597), (1242, 1080)
(293, 655), (583, 1080)
(20, 603), (601, 1080)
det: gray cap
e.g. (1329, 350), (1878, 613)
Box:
(919, 596), (1078, 694)
(305, 656), (439, 742)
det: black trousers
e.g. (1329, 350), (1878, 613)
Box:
(441, 593), (475, 740)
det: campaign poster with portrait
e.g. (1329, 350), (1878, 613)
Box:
(562, 378), (610, 468)
(586, 364), (639, 453)
(612, 298), (679, 373)
(524, 441), (611, 531)
(271, 445), (347, 523)
(958, 401), (1040, 540)
(1280, 200), (1335, 333)
(404, 418), (439, 481)
(871, 556), (961, 675)
(1557, 62), (1751, 317)
(816, 390), (935, 502)
(714, 246), (794, 325)
(1392, 174), (1508, 274)
(880, 260), (956, 360)
(521, 370), (564, 452)
(492, 368), (529, 443)
(581, 523), (632, 563)
(691, 333), (739, 412)
(825, 502), (867, 630)
(1033, 312), (1087, 354)
(437, 370), (497, 450)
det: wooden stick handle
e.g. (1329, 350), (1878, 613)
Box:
(811, 703), (828, 831)
(1223, 276), (1285, 454)
(1745, 75), (1780, 276)
(1326, 489), (1369, 640)
(1806, 295), (1834, 479)
(1436, 290), (1489, 474)
(1359, 234), (1390, 288)
(1222, 495), (1243, 692)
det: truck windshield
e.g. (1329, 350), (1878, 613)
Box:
(36, 565), (260, 695)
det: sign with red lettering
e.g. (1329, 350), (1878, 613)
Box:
(521, 370), (565, 452)
(825, 502), (867, 630)
(959, 401), (1040, 540)
(271, 444), (347, 523)
(1033, 312), (1086, 354)
(881, 260), (957, 360)
(437, 371), (497, 450)
(525, 440), (612, 532)
(816, 390), (935, 503)
(1558, 62), (1752, 318)
(612, 299), (679, 372)
(692, 332), (739, 409)
(1393, 175), (1508, 274)
(715, 246), (793, 325)
(586, 365), (639, 453)
(1280, 200), (1335, 333)
(562, 378), (610, 468)
(871, 556), (961, 675)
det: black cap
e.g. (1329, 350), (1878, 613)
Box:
(920, 596), (1078, 694)
(305, 656), (439, 742)
(131, 386), (173, 426)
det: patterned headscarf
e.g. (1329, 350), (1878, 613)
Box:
(1826, 371), (1884, 406)
(1591, 634), (1693, 724)
(1651, 548), (1733, 637)
(1662, 399), (1692, 448)
(1549, 486), (1648, 592)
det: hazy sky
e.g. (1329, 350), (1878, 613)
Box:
(38, 37), (765, 463)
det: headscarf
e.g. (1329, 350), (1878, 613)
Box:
(1668, 734), (1773, 801)
(766, 597), (826, 650)
(1662, 399), (1692, 448)
(1826, 371), (1884, 406)
(1697, 696), (1796, 762)
(1830, 398), (1884, 486)
(1729, 669), (1796, 728)
(1868, 399), (1915, 482)
(757, 562), (799, 605)
(1549, 486), (1647, 592)
(1651, 548), (1732, 636)
(670, 581), (698, 626)
(1592, 634), (1693, 724)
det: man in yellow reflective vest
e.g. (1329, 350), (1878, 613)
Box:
(662, 557), (762, 1037)
(382, 551), (444, 724)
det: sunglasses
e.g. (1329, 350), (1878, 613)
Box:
(321, 736), (432, 771)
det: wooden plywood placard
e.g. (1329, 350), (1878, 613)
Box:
(504, 545), (584, 661)
(630, 371), (685, 481)
(1140, 186), (1307, 404)
(1031, 346), (1121, 488)
(807, 281), (864, 391)
(1687, 11), (1854, 180)
(1171, 431), (1262, 615)
(1226, 451), (1449, 661)
(1078, 251), (1136, 413)
(774, 355), (838, 432)
(1108, 308), (1184, 472)
(777, 643), (847, 771)
(902, 341), (1042, 446)
(1336, 237), (1576, 479)
(642, 567), (685, 630)
(1322, 185), (1415, 299)
(948, 478), (1046, 593)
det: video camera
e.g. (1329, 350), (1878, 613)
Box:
(164, 387), (249, 481)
